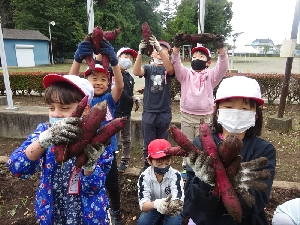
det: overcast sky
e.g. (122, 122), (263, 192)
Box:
(228, 0), (300, 46)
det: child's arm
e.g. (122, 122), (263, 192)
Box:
(69, 41), (94, 75)
(171, 46), (190, 83)
(133, 40), (147, 77)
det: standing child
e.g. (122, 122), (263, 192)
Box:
(69, 39), (124, 225)
(138, 139), (184, 225)
(114, 47), (141, 173)
(172, 35), (228, 179)
(133, 35), (175, 174)
(7, 74), (113, 224)
(183, 76), (276, 225)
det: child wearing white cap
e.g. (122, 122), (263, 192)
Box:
(7, 74), (113, 224)
(172, 35), (228, 180)
(183, 76), (276, 225)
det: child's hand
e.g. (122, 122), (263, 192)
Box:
(153, 194), (172, 214)
(74, 41), (94, 63)
(213, 35), (225, 49)
(188, 151), (215, 186)
(173, 33), (189, 47)
(149, 35), (162, 52)
(82, 143), (105, 171)
(138, 40), (147, 55)
(38, 117), (82, 148)
(231, 157), (270, 207)
(99, 39), (118, 66)
(166, 199), (183, 216)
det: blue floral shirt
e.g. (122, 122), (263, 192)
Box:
(7, 123), (113, 225)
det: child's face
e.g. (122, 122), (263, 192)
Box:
(148, 157), (171, 168)
(218, 97), (256, 111)
(87, 72), (109, 96)
(152, 45), (169, 60)
(48, 102), (79, 118)
(119, 53), (134, 62)
(192, 51), (208, 61)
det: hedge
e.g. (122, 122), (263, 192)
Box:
(0, 72), (299, 104)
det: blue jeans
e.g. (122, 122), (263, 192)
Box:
(137, 209), (182, 225)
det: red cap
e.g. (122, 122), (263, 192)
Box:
(148, 139), (171, 159)
(84, 64), (110, 77)
(117, 47), (138, 59)
(192, 46), (211, 57)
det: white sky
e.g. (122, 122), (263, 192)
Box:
(228, 0), (300, 47)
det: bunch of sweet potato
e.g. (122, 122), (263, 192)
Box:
(54, 96), (126, 168)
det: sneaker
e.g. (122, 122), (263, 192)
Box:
(118, 160), (128, 173)
(181, 167), (187, 180)
(109, 208), (122, 225)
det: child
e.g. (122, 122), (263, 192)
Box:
(7, 74), (113, 224)
(272, 198), (300, 225)
(133, 35), (175, 174)
(114, 47), (140, 173)
(137, 139), (184, 225)
(69, 39), (124, 225)
(172, 35), (228, 179)
(183, 76), (276, 225)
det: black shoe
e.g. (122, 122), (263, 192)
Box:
(109, 208), (122, 225)
(118, 160), (128, 173)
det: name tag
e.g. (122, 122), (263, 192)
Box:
(68, 167), (81, 195)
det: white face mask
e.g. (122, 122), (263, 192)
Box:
(153, 58), (163, 65)
(119, 58), (132, 70)
(49, 116), (63, 126)
(217, 109), (256, 134)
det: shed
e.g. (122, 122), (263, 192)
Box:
(2, 28), (50, 67)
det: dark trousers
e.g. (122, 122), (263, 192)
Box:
(105, 152), (120, 211)
(142, 112), (172, 164)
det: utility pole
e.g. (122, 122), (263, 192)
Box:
(230, 32), (243, 69)
(277, 0), (299, 118)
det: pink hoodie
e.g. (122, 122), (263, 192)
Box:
(171, 52), (228, 116)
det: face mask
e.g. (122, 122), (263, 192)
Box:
(119, 58), (132, 70)
(154, 165), (170, 175)
(191, 59), (207, 71)
(217, 109), (256, 134)
(153, 58), (163, 65)
(49, 116), (63, 126)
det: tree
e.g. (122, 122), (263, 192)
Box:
(263, 45), (270, 56)
(0, 0), (15, 28)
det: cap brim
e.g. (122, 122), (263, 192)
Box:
(150, 152), (167, 159)
(214, 96), (264, 106)
(192, 46), (210, 57)
(158, 41), (171, 51)
(119, 49), (138, 59)
(84, 66), (109, 77)
(43, 74), (86, 96)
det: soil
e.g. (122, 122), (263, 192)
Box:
(0, 95), (299, 225)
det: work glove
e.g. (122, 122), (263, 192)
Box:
(99, 39), (118, 66)
(173, 33), (189, 47)
(166, 199), (183, 216)
(138, 40), (148, 55)
(231, 157), (271, 207)
(134, 96), (140, 112)
(149, 35), (162, 52)
(187, 151), (215, 186)
(74, 41), (94, 63)
(38, 117), (81, 149)
(82, 143), (105, 171)
(153, 194), (172, 214)
(213, 35), (225, 49)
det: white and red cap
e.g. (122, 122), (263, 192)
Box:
(192, 46), (211, 58)
(43, 74), (94, 104)
(84, 64), (110, 77)
(215, 76), (264, 106)
(117, 47), (138, 58)
(148, 139), (171, 159)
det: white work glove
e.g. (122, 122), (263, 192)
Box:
(38, 117), (81, 148)
(149, 35), (162, 52)
(134, 96), (140, 112)
(82, 143), (105, 171)
(187, 151), (215, 186)
(138, 40), (148, 55)
(166, 199), (183, 216)
(153, 194), (172, 214)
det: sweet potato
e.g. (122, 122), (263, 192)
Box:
(84, 27), (103, 70)
(54, 96), (88, 164)
(141, 22), (153, 56)
(104, 27), (121, 41)
(164, 146), (189, 157)
(182, 33), (217, 44)
(218, 134), (243, 167)
(168, 124), (201, 155)
(199, 120), (242, 222)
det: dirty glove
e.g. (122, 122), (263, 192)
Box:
(153, 194), (172, 214)
(82, 143), (105, 171)
(138, 40), (148, 55)
(166, 199), (183, 216)
(173, 33), (189, 47)
(74, 41), (94, 63)
(231, 157), (271, 207)
(213, 35), (225, 49)
(134, 96), (140, 112)
(99, 39), (118, 66)
(38, 117), (81, 148)
(149, 35), (162, 52)
(188, 151), (215, 186)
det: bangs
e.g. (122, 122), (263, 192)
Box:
(44, 82), (84, 105)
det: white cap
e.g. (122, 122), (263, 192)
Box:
(43, 74), (94, 104)
(116, 47), (138, 58)
(215, 76), (264, 106)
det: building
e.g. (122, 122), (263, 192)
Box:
(2, 28), (50, 67)
(251, 38), (278, 54)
